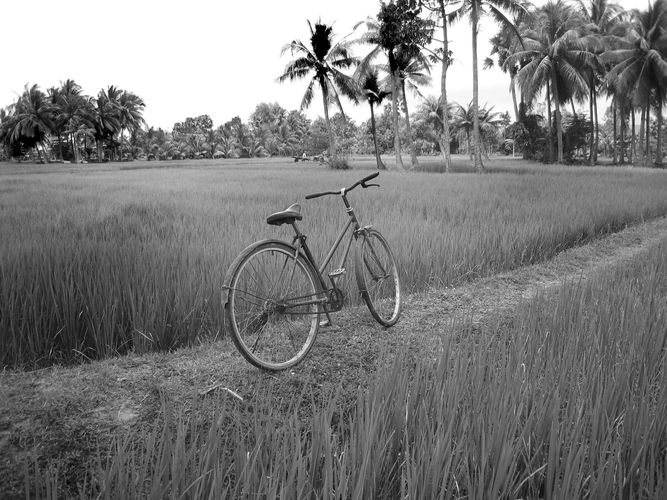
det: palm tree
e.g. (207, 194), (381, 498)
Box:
(50, 79), (87, 162)
(85, 88), (121, 162)
(602, 0), (667, 166)
(278, 20), (358, 162)
(451, 101), (502, 158)
(577, 0), (622, 164)
(117, 91), (145, 160)
(356, 66), (391, 169)
(417, 95), (454, 171)
(421, 0), (458, 173)
(449, 0), (527, 172)
(3, 84), (54, 162)
(356, 1), (433, 171)
(509, 0), (593, 163)
(484, 19), (526, 121)
(393, 45), (432, 167)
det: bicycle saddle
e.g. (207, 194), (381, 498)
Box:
(266, 203), (303, 226)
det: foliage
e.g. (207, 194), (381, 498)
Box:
(506, 105), (548, 161)
(278, 20), (358, 160)
(562, 114), (593, 162)
(602, 0), (667, 165)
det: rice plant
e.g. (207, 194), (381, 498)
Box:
(29, 238), (667, 498)
(2, 159), (667, 367)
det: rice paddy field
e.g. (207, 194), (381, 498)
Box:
(3, 155), (667, 498)
(2, 156), (667, 368)
(29, 238), (666, 499)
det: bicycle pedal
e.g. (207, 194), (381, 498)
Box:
(319, 319), (333, 327)
(328, 268), (346, 278)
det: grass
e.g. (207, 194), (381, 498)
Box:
(26, 236), (667, 498)
(2, 155), (667, 367)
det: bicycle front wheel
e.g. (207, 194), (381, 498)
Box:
(355, 229), (402, 327)
(225, 240), (321, 370)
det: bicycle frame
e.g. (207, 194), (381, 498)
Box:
(288, 189), (370, 319)
(296, 190), (365, 279)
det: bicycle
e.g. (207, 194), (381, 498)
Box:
(222, 172), (402, 371)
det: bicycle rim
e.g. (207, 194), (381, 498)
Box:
(356, 230), (401, 327)
(228, 243), (320, 370)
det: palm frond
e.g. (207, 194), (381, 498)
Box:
(300, 79), (316, 111)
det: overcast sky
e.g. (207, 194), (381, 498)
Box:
(1, 0), (639, 130)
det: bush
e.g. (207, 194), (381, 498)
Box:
(563, 115), (593, 163)
(328, 156), (351, 170)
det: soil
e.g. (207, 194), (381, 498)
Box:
(2, 216), (667, 497)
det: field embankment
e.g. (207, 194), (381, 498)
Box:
(2, 157), (667, 368)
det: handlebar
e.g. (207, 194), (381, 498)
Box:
(305, 172), (380, 200)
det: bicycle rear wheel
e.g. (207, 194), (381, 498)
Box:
(355, 229), (402, 327)
(224, 240), (321, 370)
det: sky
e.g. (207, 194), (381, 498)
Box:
(0, 0), (640, 131)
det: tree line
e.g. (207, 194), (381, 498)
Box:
(0, 82), (510, 164)
(1, 0), (666, 170)
(277, 0), (667, 171)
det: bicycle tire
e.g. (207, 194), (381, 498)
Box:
(224, 240), (322, 370)
(355, 229), (402, 327)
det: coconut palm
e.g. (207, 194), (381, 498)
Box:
(393, 46), (432, 167)
(417, 95), (454, 171)
(577, 0), (622, 163)
(356, 1), (433, 171)
(449, 0), (527, 171)
(421, 0), (459, 172)
(85, 88), (121, 162)
(117, 91), (146, 159)
(357, 66), (391, 169)
(451, 101), (503, 158)
(602, 0), (667, 166)
(509, 0), (594, 163)
(278, 20), (358, 162)
(50, 79), (86, 162)
(484, 18), (526, 121)
(3, 84), (54, 162)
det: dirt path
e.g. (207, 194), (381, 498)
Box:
(2, 216), (667, 496)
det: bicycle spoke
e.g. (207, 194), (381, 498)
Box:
(356, 231), (401, 328)
(229, 242), (319, 370)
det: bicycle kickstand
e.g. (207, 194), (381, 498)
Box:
(320, 311), (334, 328)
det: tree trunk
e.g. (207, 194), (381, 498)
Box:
(593, 85), (599, 163)
(657, 96), (663, 167)
(631, 107), (636, 163)
(119, 127), (124, 161)
(547, 79), (553, 163)
(589, 82), (595, 165)
(646, 101), (651, 165)
(471, 4), (483, 172)
(620, 108), (625, 164)
(438, 0), (452, 172)
(551, 71), (563, 164)
(510, 73), (519, 122)
(389, 64), (405, 171)
(438, 0), (451, 173)
(320, 79), (337, 162)
(639, 105), (646, 163)
(401, 79), (418, 168)
(369, 102), (386, 170)
(612, 101), (617, 164)
(57, 129), (63, 161)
